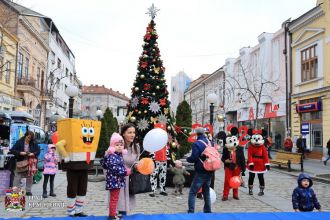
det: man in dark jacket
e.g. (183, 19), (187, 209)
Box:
(11, 131), (40, 195)
(296, 135), (306, 158)
(187, 127), (214, 213)
(292, 173), (321, 212)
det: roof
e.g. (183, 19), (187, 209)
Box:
(2, 0), (47, 18)
(186, 74), (210, 92)
(82, 85), (130, 101)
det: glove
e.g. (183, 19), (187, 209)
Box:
(266, 165), (270, 170)
(126, 168), (131, 176)
(249, 164), (254, 170)
(241, 171), (245, 176)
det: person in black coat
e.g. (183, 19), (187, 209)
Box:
(10, 131), (40, 195)
(324, 139), (330, 165)
(221, 135), (246, 201)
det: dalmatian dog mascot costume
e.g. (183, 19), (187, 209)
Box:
(247, 129), (270, 196)
(221, 127), (246, 201)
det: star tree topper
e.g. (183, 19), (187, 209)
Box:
(146, 3), (160, 19)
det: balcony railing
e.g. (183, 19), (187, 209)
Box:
(17, 77), (37, 87)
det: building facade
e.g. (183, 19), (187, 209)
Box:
(170, 71), (191, 114)
(82, 85), (129, 121)
(0, 1), (49, 128)
(184, 68), (225, 133)
(288, 0), (329, 156)
(224, 30), (287, 149)
(0, 25), (21, 110)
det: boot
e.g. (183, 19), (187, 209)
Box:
(42, 190), (48, 198)
(248, 185), (253, 195)
(49, 177), (56, 197)
(258, 186), (264, 196)
(74, 196), (88, 217)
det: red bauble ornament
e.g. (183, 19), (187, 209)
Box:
(144, 33), (152, 40)
(229, 176), (241, 189)
(134, 109), (138, 112)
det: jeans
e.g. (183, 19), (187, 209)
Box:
(188, 172), (213, 213)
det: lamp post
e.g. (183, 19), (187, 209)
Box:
(207, 93), (217, 125)
(96, 109), (103, 121)
(65, 85), (79, 118)
(206, 93), (217, 189)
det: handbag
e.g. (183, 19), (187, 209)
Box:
(129, 171), (152, 195)
(16, 159), (29, 173)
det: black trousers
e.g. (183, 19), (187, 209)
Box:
(248, 172), (265, 187)
(43, 174), (55, 192)
(66, 170), (88, 198)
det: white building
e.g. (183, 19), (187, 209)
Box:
(43, 20), (81, 124)
(81, 85), (129, 122)
(224, 29), (287, 149)
(170, 71), (191, 114)
(184, 68), (225, 133)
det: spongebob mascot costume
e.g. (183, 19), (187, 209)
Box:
(56, 119), (101, 217)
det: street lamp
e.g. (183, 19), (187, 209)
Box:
(96, 109), (103, 121)
(65, 85), (79, 118)
(207, 93), (217, 125)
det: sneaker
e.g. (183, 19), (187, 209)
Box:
(42, 193), (48, 198)
(258, 191), (264, 196)
(160, 192), (168, 196)
(149, 193), (155, 197)
(49, 193), (56, 197)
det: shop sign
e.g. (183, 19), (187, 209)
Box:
(301, 122), (310, 135)
(296, 101), (322, 113)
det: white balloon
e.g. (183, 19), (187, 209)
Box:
(143, 128), (168, 153)
(209, 188), (216, 204)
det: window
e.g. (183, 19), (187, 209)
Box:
(24, 57), (29, 79)
(301, 45), (317, 82)
(5, 62), (10, 83)
(57, 58), (61, 69)
(37, 67), (40, 88)
(17, 53), (23, 79)
(65, 68), (68, 77)
(70, 73), (73, 82)
(64, 102), (67, 110)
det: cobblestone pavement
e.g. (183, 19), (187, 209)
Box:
(1, 167), (329, 218)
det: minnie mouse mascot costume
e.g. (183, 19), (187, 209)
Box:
(247, 129), (270, 196)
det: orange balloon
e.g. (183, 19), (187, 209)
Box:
(137, 158), (155, 175)
(229, 176), (241, 189)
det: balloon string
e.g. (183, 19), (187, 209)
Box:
(129, 149), (145, 169)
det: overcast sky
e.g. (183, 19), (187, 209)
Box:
(18, 0), (316, 97)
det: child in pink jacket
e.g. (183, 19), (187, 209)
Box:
(42, 144), (58, 198)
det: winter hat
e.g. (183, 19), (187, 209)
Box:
(48, 144), (56, 150)
(110, 133), (124, 147)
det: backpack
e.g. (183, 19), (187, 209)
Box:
(198, 140), (221, 171)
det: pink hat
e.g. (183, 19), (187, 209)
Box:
(110, 133), (124, 147)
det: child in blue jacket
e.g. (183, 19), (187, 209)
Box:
(292, 173), (321, 212)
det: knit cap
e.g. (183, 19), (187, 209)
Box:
(110, 133), (124, 147)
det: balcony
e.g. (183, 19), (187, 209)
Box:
(16, 77), (40, 97)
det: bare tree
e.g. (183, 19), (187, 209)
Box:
(225, 61), (280, 128)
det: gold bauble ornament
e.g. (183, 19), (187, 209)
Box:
(130, 116), (136, 122)
(152, 92), (156, 96)
(184, 129), (187, 133)
(156, 86), (160, 89)
(140, 74), (145, 79)
(171, 142), (177, 148)
(138, 111), (141, 114)
(217, 115), (225, 122)
(167, 126), (171, 131)
(134, 87), (139, 91)
(144, 110), (147, 113)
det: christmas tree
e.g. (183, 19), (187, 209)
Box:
(127, 4), (176, 146)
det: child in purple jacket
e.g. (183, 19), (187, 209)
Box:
(43, 144), (58, 198)
(101, 133), (131, 220)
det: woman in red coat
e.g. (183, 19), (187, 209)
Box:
(284, 136), (293, 152)
(247, 130), (270, 196)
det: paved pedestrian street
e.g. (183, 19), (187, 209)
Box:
(1, 167), (329, 218)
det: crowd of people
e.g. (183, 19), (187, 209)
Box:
(7, 123), (325, 219)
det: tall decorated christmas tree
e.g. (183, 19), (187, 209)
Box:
(127, 4), (176, 146)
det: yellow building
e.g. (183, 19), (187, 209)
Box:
(0, 26), (21, 111)
(289, 0), (330, 158)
